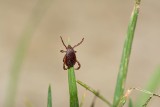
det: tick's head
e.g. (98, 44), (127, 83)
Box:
(67, 45), (72, 49)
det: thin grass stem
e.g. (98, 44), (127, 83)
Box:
(118, 87), (160, 107)
(77, 80), (112, 107)
(135, 67), (160, 106)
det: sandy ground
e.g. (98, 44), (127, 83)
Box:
(0, 0), (160, 107)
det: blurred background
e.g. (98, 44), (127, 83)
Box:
(0, 0), (160, 107)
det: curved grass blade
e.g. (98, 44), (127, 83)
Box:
(77, 80), (112, 107)
(68, 67), (79, 107)
(113, 0), (141, 106)
(135, 66), (160, 106)
(47, 85), (52, 107)
(4, 0), (53, 107)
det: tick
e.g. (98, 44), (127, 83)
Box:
(60, 36), (84, 70)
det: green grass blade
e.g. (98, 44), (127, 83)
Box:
(77, 80), (112, 107)
(47, 85), (52, 107)
(90, 91), (99, 107)
(68, 67), (79, 107)
(117, 94), (128, 107)
(128, 98), (133, 107)
(135, 66), (160, 106)
(113, 0), (141, 106)
(80, 90), (87, 107)
(4, 0), (53, 107)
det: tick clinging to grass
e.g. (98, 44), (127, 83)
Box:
(60, 36), (84, 70)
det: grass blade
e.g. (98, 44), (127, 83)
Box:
(135, 67), (160, 106)
(80, 90), (87, 107)
(117, 88), (135, 107)
(47, 85), (52, 107)
(77, 80), (112, 107)
(68, 67), (79, 107)
(113, 0), (141, 106)
(128, 98), (133, 107)
(4, 0), (53, 107)
(90, 91), (99, 107)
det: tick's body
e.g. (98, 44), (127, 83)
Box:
(65, 45), (76, 68)
(60, 37), (84, 70)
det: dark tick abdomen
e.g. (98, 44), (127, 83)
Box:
(66, 49), (76, 68)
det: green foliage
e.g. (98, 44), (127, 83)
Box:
(68, 67), (79, 107)
(5, 0), (160, 107)
(112, 1), (141, 106)
(47, 85), (52, 107)
(4, 0), (53, 107)
(128, 99), (133, 107)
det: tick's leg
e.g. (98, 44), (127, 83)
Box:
(63, 56), (67, 70)
(60, 36), (67, 49)
(63, 62), (67, 70)
(75, 60), (81, 70)
(60, 50), (66, 53)
(73, 38), (84, 48)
